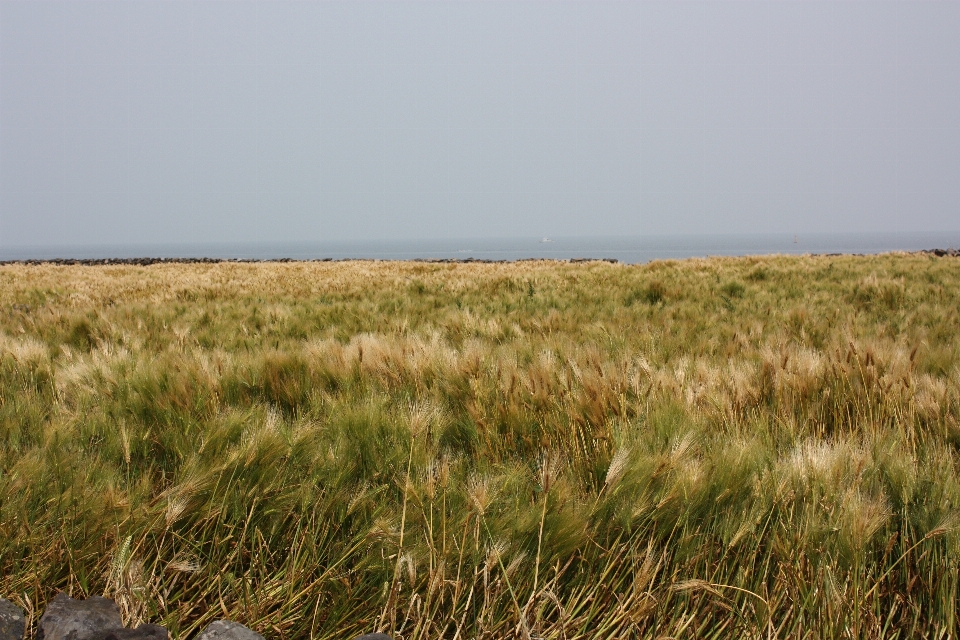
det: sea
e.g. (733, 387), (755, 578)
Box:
(2, 232), (959, 265)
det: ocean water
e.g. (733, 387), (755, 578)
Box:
(2, 232), (959, 265)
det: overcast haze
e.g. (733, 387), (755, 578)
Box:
(1, 1), (959, 248)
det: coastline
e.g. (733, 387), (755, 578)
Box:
(0, 248), (957, 267)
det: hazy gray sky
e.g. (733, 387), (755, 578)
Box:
(1, 0), (958, 246)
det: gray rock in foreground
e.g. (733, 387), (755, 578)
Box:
(195, 621), (264, 640)
(0, 599), (25, 640)
(353, 634), (393, 640)
(37, 594), (124, 640)
(103, 624), (168, 640)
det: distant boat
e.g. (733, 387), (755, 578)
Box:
(793, 235), (798, 244)
(540, 237), (553, 243)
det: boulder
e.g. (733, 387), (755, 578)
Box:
(0, 599), (25, 640)
(195, 621), (264, 640)
(37, 594), (123, 640)
(103, 624), (168, 640)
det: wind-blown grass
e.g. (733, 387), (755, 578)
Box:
(0, 253), (958, 639)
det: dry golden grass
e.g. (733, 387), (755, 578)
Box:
(0, 253), (958, 639)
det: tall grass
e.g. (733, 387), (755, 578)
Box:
(0, 254), (958, 638)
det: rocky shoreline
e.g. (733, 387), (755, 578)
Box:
(0, 248), (956, 267)
(0, 595), (389, 640)
(926, 248), (960, 257)
(0, 257), (619, 266)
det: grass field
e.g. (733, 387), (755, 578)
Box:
(1, 253), (959, 639)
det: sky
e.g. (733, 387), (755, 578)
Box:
(1, 0), (958, 248)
